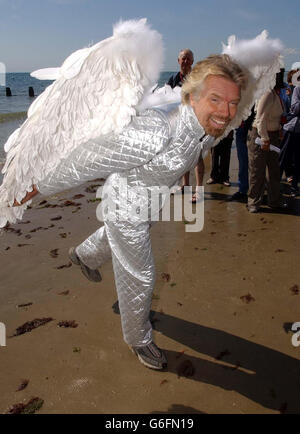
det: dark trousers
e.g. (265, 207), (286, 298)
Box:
(235, 125), (249, 194)
(279, 131), (300, 190)
(210, 134), (233, 182)
(248, 128), (281, 208)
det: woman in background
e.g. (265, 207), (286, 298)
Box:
(280, 71), (300, 197)
(247, 73), (287, 212)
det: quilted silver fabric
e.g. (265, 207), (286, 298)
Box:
(38, 104), (215, 347)
(37, 109), (170, 196)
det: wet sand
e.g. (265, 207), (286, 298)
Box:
(0, 149), (300, 414)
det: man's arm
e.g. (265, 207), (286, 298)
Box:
(13, 185), (38, 206)
(15, 110), (170, 202)
(255, 91), (274, 149)
(290, 86), (300, 116)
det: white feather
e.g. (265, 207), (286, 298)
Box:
(222, 30), (283, 69)
(221, 30), (284, 132)
(30, 67), (61, 81)
(0, 18), (163, 227)
(138, 85), (181, 112)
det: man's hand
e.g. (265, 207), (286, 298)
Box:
(261, 140), (270, 151)
(13, 185), (38, 206)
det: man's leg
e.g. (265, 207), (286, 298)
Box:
(291, 133), (300, 192)
(235, 126), (249, 194)
(195, 158), (205, 187)
(104, 218), (155, 347)
(266, 152), (281, 207)
(104, 217), (167, 369)
(68, 226), (111, 282)
(219, 134), (233, 184)
(182, 172), (190, 188)
(247, 129), (267, 211)
(208, 146), (220, 183)
(76, 225), (112, 270)
(266, 131), (282, 208)
(192, 157), (205, 203)
(279, 131), (294, 180)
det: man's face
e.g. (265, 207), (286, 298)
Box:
(190, 75), (241, 137)
(178, 51), (194, 76)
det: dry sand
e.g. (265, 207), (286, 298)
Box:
(0, 149), (300, 414)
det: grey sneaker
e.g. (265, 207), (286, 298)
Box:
(68, 247), (102, 282)
(130, 342), (167, 370)
(246, 205), (259, 213)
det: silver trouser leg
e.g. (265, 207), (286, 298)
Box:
(104, 218), (155, 347)
(76, 225), (112, 270)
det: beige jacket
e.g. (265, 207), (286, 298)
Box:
(253, 90), (283, 142)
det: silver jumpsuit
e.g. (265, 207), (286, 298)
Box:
(37, 104), (215, 347)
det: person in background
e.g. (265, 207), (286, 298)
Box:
(279, 68), (291, 117)
(229, 108), (255, 202)
(247, 73), (287, 213)
(279, 73), (300, 197)
(167, 49), (206, 202)
(167, 49), (194, 88)
(279, 69), (299, 183)
(286, 69), (298, 103)
(206, 131), (234, 187)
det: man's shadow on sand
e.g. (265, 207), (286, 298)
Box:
(112, 302), (300, 413)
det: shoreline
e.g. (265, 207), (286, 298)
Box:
(0, 112), (27, 123)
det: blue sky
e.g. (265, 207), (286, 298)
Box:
(0, 0), (299, 72)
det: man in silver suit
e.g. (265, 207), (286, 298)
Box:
(19, 55), (247, 370)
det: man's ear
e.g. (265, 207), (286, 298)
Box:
(189, 93), (195, 107)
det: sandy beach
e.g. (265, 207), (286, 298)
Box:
(0, 150), (300, 414)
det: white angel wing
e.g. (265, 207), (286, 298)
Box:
(222, 30), (284, 132)
(137, 84), (181, 111)
(30, 68), (61, 81)
(0, 18), (163, 228)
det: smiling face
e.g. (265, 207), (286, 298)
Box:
(190, 75), (241, 137)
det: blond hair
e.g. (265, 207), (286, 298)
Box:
(181, 54), (248, 104)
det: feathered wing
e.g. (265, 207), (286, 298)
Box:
(222, 30), (284, 133)
(137, 84), (181, 111)
(0, 18), (163, 228)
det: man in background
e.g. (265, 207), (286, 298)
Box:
(167, 49), (205, 202)
(167, 49), (194, 88)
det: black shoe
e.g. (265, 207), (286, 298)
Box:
(69, 247), (102, 282)
(268, 202), (288, 211)
(229, 192), (248, 203)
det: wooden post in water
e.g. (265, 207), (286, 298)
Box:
(6, 87), (12, 96)
(28, 86), (34, 97)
